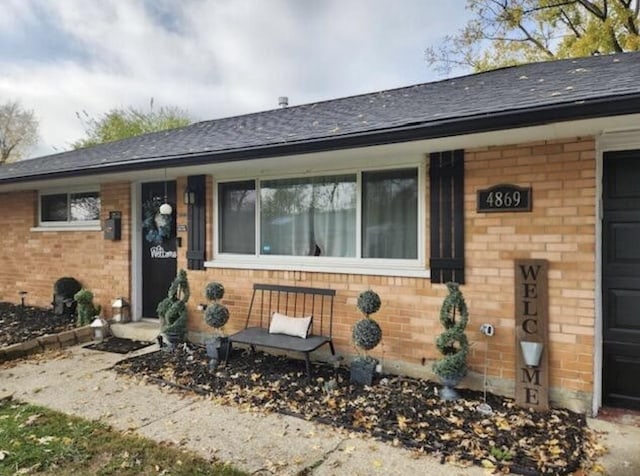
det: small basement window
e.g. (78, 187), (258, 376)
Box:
(39, 189), (101, 226)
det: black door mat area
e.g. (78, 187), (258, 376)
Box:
(84, 337), (154, 354)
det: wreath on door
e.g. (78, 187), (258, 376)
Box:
(143, 197), (172, 244)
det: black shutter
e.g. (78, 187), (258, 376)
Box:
(187, 175), (206, 270)
(429, 150), (465, 284)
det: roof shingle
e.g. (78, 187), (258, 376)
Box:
(2, 52), (640, 183)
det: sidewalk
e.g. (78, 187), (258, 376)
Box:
(0, 345), (637, 475)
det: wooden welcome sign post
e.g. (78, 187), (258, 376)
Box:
(515, 259), (549, 410)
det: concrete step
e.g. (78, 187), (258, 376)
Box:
(110, 319), (159, 342)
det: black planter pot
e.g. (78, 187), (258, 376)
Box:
(439, 374), (464, 401)
(206, 336), (229, 362)
(350, 358), (378, 386)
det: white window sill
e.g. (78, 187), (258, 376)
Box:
(31, 225), (102, 232)
(205, 257), (430, 278)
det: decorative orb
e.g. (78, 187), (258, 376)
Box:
(159, 203), (173, 215)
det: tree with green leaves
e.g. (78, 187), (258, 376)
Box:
(426, 0), (640, 74)
(72, 99), (192, 149)
(0, 100), (39, 164)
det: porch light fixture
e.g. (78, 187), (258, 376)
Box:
(111, 297), (130, 323)
(183, 185), (196, 205)
(520, 341), (544, 367)
(90, 316), (110, 342)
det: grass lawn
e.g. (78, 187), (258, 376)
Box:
(0, 399), (245, 476)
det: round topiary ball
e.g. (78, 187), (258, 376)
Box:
(357, 290), (381, 316)
(205, 282), (225, 301)
(352, 318), (382, 351)
(204, 303), (230, 329)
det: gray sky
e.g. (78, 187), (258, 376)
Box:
(0, 0), (470, 158)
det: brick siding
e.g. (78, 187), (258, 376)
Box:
(0, 137), (597, 410)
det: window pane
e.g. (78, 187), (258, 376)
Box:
(362, 168), (418, 259)
(219, 181), (256, 254)
(260, 175), (356, 257)
(70, 192), (100, 221)
(41, 194), (68, 222)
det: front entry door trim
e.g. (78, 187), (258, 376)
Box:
(596, 130), (640, 414)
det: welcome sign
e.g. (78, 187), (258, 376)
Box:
(514, 259), (549, 410)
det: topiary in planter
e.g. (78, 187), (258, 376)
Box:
(74, 289), (101, 327)
(157, 269), (190, 349)
(351, 289), (383, 385)
(433, 282), (469, 400)
(203, 281), (230, 368)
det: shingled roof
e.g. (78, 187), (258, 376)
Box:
(2, 52), (640, 184)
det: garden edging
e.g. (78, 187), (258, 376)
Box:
(0, 326), (93, 362)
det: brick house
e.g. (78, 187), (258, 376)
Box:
(1, 53), (640, 414)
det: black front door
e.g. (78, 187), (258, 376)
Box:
(602, 150), (640, 409)
(141, 181), (177, 317)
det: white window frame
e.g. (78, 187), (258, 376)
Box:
(33, 186), (102, 231)
(207, 162), (428, 278)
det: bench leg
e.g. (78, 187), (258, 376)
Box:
(304, 352), (312, 379)
(250, 345), (256, 355)
(329, 341), (336, 355)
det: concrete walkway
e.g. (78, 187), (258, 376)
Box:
(0, 345), (637, 475)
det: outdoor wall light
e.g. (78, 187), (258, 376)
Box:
(520, 341), (544, 367)
(184, 186), (196, 205)
(18, 290), (27, 308)
(111, 297), (130, 323)
(90, 316), (110, 343)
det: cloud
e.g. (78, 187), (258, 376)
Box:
(0, 0), (469, 158)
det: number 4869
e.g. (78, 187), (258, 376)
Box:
(486, 190), (521, 208)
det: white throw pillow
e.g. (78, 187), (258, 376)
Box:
(269, 312), (312, 339)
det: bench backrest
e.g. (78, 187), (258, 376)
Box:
(245, 283), (336, 338)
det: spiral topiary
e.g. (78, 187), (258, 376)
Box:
(205, 282), (225, 301)
(352, 289), (383, 356)
(157, 269), (189, 344)
(205, 303), (230, 329)
(433, 282), (469, 379)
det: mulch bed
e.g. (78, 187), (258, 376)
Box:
(0, 302), (76, 347)
(84, 337), (154, 354)
(114, 346), (602, 475)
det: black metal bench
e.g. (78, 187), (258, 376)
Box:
(226, 283), (336, 377)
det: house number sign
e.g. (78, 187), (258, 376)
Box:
(477, 184), (532, 213)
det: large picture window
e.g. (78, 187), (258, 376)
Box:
(261, 174), (357, 257)
(216, 166), (420, 266)
(40, 190), (100, 225)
